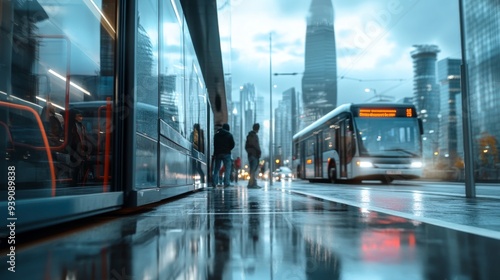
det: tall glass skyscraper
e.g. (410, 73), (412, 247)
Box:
(240, 83), (256, 143)
(462, 0), (500, 177)
(438, 58), (462, 168)
(411, 45), (440, 166)
(274, 87), (295, 167)
(301, 0), (337, 127)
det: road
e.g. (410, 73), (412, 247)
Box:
(273, 179), (500, 237)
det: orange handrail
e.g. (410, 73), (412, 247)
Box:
(0, 101), (57, 195)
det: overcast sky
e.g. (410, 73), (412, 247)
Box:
(218, 0), (461, 116)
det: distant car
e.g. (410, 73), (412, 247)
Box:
(273, 167), (293, 181)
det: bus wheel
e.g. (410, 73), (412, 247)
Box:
(328, 164), (337, 183)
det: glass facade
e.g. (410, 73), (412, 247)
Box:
(437, 58), (462, 170)
(0, 0), (212, 222)
(302, 0), (337, 127)
(136, 0), (159, 188)
(0, 0), (116, 197)
(463, 0), (500, 180)
(135, 0), (209, 190)
(410, 45), (440, 168)
(274, 88), (295, 168)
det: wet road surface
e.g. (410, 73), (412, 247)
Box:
(1, 181), (500, 279)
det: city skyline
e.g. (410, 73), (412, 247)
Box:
(218, 0), (461, 120)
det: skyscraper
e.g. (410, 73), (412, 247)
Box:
(462, 0), (500, 176)
(438, 58), (462, 168)
(274, 87), (295, 168)
(301, 0), (337, 127)
(231, 101), (242, 161)
(240, 83), (257, 158)
(283, 87), (298, 137)
(240, 83), (256, 129)
(411, 44), (440, 166)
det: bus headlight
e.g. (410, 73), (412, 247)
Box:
(411, 161), (423, 168)
(357, 161), (373, 168)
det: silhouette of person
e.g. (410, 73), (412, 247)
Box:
(68, 109), (90, 185)
(212, 123), (235, 187)
(245, 123), (261, 188)
(41, 104), (63, 146)
(190, 123), (205, 183)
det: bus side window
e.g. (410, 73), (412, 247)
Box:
(324, 127), (335, 151)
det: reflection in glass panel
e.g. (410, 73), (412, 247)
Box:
(160, 0), (184, 135)
(186, 61), (199, 139)
(135, 0), (159, 188)
(463, 0), (500, 181)
(0, 0), (116, 198)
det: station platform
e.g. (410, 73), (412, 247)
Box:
(2, 179), (500, 279)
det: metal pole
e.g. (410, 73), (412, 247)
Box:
(240, 87), (244, 169)
(458, 0), (475, 197)
(269, 33), (273, 186)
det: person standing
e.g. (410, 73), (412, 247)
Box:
(68, 109), (90, 186)
(245, 123), (262, 188)
(212, 123), (235, 187)
(41, 104), (63, 146)
(190, 123), (205, 183)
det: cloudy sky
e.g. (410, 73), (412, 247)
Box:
(218, 0), (461, 115)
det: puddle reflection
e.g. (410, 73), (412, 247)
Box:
(2, 188), (500, 279)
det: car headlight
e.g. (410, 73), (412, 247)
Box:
(357, 161), (373, 168)
(411, 161), (423, 168)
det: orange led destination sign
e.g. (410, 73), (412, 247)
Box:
(359, 108), (397, 117)
(357, 107), (414, 118)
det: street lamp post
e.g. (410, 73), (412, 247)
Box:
(459, 0), (475, 197)
(269, 33), (273, 186)
(239, 85), (244, 168)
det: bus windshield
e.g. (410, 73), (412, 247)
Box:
(355, 117), (421, 157)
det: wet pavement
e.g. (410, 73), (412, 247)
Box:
(287, 180), (500, 240)
(2, 180), (500, 279)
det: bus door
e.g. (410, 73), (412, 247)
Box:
(293, 141), (303, 179)
(315, 132), (322, 177)
(338, 119), (349, 178)
(304, 136), (316, 178)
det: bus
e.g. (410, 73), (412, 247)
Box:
(293, 103), (423, 184)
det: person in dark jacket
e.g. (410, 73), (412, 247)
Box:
(41, 104), (63, 146)
(68, 109), (90, 186)
(245, 123), (262, 188)
(212, 123), (235, 187)
(190, 123), (205, 183)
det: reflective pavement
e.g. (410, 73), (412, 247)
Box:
(1, 180), (500, 279)
(288, 180), (500, 239)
